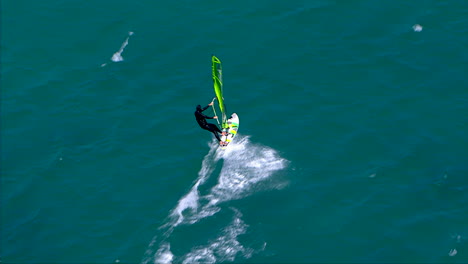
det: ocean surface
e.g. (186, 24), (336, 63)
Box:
(1, 0), (468, 263)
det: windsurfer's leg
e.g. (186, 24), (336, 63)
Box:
(206, 123), (220, 133)
(211, 124), (222, 134)
(206, 124), (221, 141)
(207, 124), (222, 141)
(213, 131), (221, 141)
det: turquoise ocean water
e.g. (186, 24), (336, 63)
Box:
(2, 0), (468, 263)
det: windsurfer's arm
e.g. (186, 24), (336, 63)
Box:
(201, 104), (210, 111)
(201, 113), (217, 119)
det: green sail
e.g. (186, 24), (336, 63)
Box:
(212, 56), (228, 128)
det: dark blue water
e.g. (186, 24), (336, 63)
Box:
(2, 0), (467, 263)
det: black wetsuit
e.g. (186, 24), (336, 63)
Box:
(195, 104), (222, 141)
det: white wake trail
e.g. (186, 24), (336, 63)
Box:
(142, 143), (219, 264)
(171, 144), (219, 226)
(143, 136), (287, 264)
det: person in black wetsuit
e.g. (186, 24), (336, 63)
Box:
(195, 102), (223, 142)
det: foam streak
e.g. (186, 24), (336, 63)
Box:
(101, 31), (134, 67)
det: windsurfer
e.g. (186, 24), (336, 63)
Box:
(195, 102), (225, 142)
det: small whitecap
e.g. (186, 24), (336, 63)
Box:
(413, 24), (423, 32)
(112, 53), (124, 62)
(369, 173), (376, 178)
(449, 248), (457, 256)
(109, 31), (134, 63)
